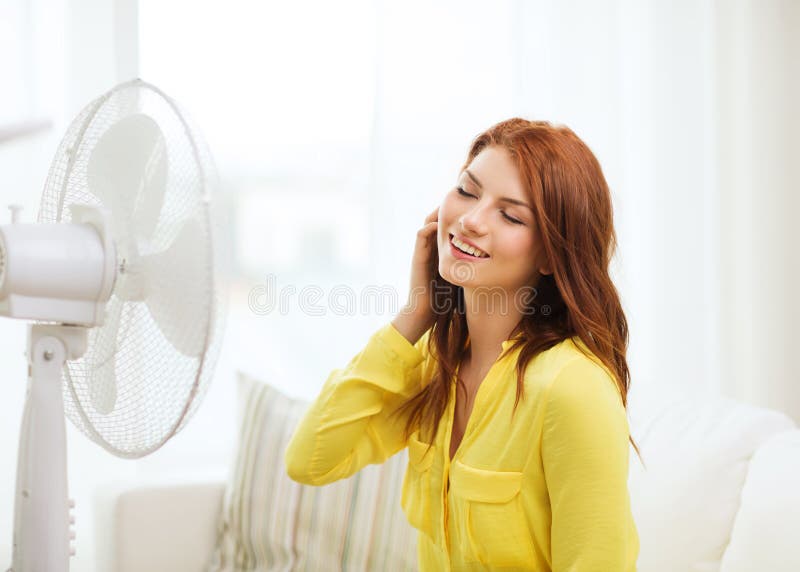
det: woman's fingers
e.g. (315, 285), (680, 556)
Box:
(418, 220), (438, 239)
(424, 206), (439, 224)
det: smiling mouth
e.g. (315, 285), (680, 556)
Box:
(448, 233), (490, 259)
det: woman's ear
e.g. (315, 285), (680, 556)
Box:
(539, 266), (553, 276)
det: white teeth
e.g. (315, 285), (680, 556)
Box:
(451, 236), (488, 258)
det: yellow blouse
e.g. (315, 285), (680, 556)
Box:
(284, 321), (639, 571)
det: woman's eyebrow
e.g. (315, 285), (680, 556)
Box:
(464, 168), (484, 188)
(463, 169), (534, 211)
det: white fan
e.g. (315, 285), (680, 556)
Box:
(0, 79), (226, 571)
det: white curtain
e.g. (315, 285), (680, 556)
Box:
(714, 1), (800, 421)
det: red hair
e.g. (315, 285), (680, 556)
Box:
(390, 118), (642, 465)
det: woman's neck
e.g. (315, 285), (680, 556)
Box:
(463, 313), (521, 367)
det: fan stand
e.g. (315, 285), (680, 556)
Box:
(10, 324), (87, 572)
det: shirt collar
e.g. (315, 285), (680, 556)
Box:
(501, 334), (523, 352)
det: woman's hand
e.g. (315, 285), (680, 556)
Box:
(392, 206), (439, 345)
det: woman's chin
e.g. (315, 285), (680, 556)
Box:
(441, 268), (481, 289)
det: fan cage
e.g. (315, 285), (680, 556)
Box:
(37, 79), (226, 458)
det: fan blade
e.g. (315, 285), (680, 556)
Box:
(87, 296), (122, 414)
(86, 113), (167, 241)
(143, 218), (208, 357)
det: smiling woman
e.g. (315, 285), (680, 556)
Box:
(439, 145), (548, 299)
(285, 118), (640, 571)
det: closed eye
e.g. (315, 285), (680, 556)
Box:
(456, 186), (524, 225)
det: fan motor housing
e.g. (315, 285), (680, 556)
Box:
(0, 222), (110, 325)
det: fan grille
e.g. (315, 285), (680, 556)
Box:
(38, 79), (226, 458)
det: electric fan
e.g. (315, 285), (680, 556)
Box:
(0, 79), (226, 571)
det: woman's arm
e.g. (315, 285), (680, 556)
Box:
(284, 317), (431, 486)
(542, 356), (639, 571)
(285, 204), (439, 486)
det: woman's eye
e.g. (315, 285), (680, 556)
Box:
(457, 187), (524, 225)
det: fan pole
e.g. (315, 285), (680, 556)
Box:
(10, 325), (86, 572)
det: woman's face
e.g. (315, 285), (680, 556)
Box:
(437, 145), (550, 297)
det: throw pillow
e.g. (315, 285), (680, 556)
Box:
(207, 371), (418, 571)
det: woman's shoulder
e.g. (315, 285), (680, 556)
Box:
(545, 338), (624, 414)
(522, 336), (618, 399)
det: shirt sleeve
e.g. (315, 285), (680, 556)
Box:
(284, 321), (431, 486)
(542, 356), (638, 571)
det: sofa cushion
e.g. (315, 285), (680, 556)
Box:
(207, 371), (418, 571)
(627, 385), (796, 572)
(719, 429), (800, 572)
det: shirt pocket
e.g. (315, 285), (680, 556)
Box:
(450, 459), (535, 568)
(400, 430), (437, 540)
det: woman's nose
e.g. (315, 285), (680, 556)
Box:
(459, 203), (490, 236)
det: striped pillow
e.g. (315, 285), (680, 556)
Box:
(207, 371), (418, 571)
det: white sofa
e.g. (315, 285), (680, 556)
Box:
(94, 386), (800, 572)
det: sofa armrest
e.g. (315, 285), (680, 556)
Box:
(94, 478), (226, 572)
(720, 429), (800, 572)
